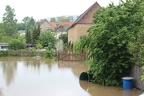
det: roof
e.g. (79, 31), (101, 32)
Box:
(68, 2), (100, 30)
(40, 20), (57, 31)
(0, 43), (8, 46)
(49, 22), (57, 29)
(56, 27), (65, 32)
(59, 22), (73, 27)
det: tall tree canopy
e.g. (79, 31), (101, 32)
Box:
(32, 22), (40, 44)
(22, 16), (31, 24)
(3, 5), (17, 37)
(58, 16), (70, 22)
(50, 17), (56, 22)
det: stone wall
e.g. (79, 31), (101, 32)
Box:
(130, 65), (143, 89)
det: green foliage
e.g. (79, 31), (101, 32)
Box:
(45, 49), (54, 59)
(17, 23), (25, 30)
(38, 31), (57, 48)
(8, 39), (25, 50)
(141, 66), (144, 81)
(32, 22), (40, 44)
(17, 35), (26, 43)
(23, 17), (36, 44)
(73, 36), (88, 53)
(3, 5), (17, 37)
(0, 23), (4, 36)
(25, 27), (32, 43)
(0, 51), (8, 57)
(22, 16), (31, 24)
(79, 0), (144, 86)
(59, 33), (68, 45)
(35, 43), (43, 49)
(50, 17), (56, 22)
(129, 25), (144, 66)
(0, 35), (13, 42)
(58, 16), (70, 23)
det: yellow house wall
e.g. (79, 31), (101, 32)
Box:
(68, 25), (77, 42)
(68, 24), (95, 42)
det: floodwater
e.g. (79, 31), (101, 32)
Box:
(0, 57), (142, 96)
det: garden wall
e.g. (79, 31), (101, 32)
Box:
(130, 65), (143, 90)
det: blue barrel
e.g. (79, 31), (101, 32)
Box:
(122, 77), (134, 89)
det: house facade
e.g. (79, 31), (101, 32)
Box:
(68, 2), (100, 42)
(40, 20), (57, 32)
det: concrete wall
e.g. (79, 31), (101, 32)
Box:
(130, 65), (143, 89)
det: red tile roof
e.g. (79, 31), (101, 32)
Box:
(49, 22), (57, 29)
(59, 22), (73, 27)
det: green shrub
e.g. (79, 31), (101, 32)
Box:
(8, 39), (25, 50)
(0, 51), (8, 57)
(45, 50), (54, 59)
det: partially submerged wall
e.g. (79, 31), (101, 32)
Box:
(130, 65), (143, 90)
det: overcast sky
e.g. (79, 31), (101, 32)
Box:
(0, 0), (120, 22)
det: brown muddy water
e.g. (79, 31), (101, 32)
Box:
(0, 57), (142, 96)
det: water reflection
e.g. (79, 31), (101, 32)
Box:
(0, 89), (3, 96)
(0, 57), (89, 96)
(0, 57), (142, 96)
(79, 80), (141, 96)
(0, 57), (17, 86)
(58, 61), (88, 77)
(22, 57), (55, 71)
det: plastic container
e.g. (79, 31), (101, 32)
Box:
(122, 77), (134, 89)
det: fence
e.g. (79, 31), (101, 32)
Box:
(57, 51), (87, 61)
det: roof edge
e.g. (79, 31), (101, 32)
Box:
(68, 2), (100, 30)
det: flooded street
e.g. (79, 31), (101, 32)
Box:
(0, 57), (142, 96)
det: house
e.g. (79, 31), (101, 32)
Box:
(56, 22), (73, 39)
(40, 20), (57, 32)
(57, 22), (73, 32)
(0, 43), (8, 51)
(49, 22), (57, 31)
(68, 2), (100, 42)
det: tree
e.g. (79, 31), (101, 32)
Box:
(39, 19), (47, 24)
(0, 23), (4, 37)
(23, 17), (36, 44)
(32, 22), (40, 44)
(80, 0), (144, 86)
(22, 16), (35, 29)
(17, 23), (25, 30)
(38, 31), (57, 48)
(25, 27), (32, 43)
(50, 17), (56, 22)
(8, 39), (25, 50)
(22, 16), (31, 25)
(58, 16), (70, 22)
(3, 5), (17, 37)
(59, 32), (68, 45)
